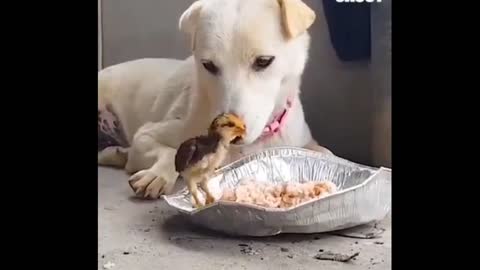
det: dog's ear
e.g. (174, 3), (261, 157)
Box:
(277, 0), (316, 40)
(179, 1), (203, 51)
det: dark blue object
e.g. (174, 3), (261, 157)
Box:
(321, 0), (371, 62)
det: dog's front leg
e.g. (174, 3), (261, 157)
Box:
(126, 121), (185, 199)
(128, 146), (178, 199)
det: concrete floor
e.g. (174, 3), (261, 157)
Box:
(99, 167), (391, 270)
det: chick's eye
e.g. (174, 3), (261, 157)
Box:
(253, 56), (275, 71)
(201, 60), (220, 75)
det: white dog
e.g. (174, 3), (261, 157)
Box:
(98, 0), (333, 199)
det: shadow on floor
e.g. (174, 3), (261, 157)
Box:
(158, 214), (381, 254)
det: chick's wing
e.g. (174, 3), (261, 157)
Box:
(175, 138), (198, 173)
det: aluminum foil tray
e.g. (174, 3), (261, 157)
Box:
(163, 147), (391, 236)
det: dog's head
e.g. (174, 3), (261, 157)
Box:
(179, 0), (315, 144)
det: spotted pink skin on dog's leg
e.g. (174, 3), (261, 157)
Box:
(98, 104), (129, 151)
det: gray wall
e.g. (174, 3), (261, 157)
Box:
(100, 0), (391, 167)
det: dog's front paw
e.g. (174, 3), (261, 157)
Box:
(128, 169), (177, 199)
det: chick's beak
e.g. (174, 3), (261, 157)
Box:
(230, 128), (246, 144)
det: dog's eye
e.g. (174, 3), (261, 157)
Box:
(201, 60), (220, 75)
(253, 56), (275, 71)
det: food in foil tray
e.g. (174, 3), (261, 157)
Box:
(220, 178), (337, 209)
(164, 147), (392, 236)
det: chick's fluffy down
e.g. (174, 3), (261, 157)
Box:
(220, 178), (337, 209)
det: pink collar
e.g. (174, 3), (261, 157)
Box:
(260, 98), (293, 139)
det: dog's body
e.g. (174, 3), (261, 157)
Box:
(98, 0), (332, 199)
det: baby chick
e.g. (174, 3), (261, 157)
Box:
(174, 113), (246, 208)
